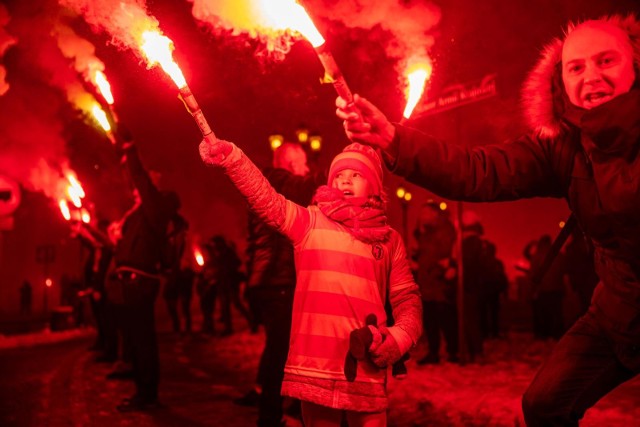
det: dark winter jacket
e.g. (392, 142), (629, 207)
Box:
(114, 145), (177, 274)
(246, 167), (322, 289)
(413, 219), (456, 302)
(390, 89), (640, 343)
(387, 14), (640, 343)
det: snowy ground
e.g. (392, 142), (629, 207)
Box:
(389, 334), (640, 427)
(0, 326), (93, 350)
(3, 317), (639, 426)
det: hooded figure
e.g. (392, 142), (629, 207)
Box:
(337, 13), (640, 427)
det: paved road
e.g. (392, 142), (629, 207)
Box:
(0, 329), (302, 427)
(2, 318), (640, 427)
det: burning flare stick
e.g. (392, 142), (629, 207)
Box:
(93, 70), (114, 105)
(402, 61), (432, 121)
(315, 44), (354, 103)
(58, 172), (90, 224)
(140, 31), (216, 144)
(193, 247), (205, 267)
(272, 0), (353, 103)
(80, 67), (118, 143)
(59, 199), (71, 221)
(91, 103), (116, 143)
(89, 69), (120, 141)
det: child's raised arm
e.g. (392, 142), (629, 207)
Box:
(199, 138), (310, 237)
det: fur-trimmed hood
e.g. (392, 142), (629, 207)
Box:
(521, 14), (640, 139)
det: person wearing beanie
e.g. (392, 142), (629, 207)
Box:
(199, 138), (422, 426)
(327, 142), (384, 197)
(338, 14), (640, 426)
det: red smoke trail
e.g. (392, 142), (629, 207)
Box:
(187, 0), (440, 93)
(0, 4), (17, 96)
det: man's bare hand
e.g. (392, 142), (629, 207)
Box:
(336, 94), (396, 150)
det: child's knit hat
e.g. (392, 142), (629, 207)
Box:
(328, 143), (383, 196)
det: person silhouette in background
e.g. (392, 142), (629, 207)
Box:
(19, 280), (32, 315)
(72, 218), (114, 353)
(104, 131), (178, 412)
(412, 200), (458, 365)
(481, 241), (508, 340)
(162, 212), (189, 334)
(207, 235), (252, 337)
(529, 235), (567, 340)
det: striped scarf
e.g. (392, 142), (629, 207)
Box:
(313, 186), (391, 244)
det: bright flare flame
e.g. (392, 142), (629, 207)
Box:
(93, 70), (114, 105)
(403, 61), (432, 119)
(260, 0), (325, 47)
(140, 31), (187, 88)
(67, 174), (86, 198)
(59, 199), (71, 221)
(194, 248), (205, 267)
(92, 104), (111, 132)
(65, 174), (85, 209)
(81, 208), (91, 224)
(67, 187), (82, 208)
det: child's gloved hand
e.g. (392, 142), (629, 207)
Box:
(349, 313), (381, 360)
(369, 329), (402, 368)
(368, 325), (383, 352)
(199, 138), (233, 166)
(346, 313), (382, 381)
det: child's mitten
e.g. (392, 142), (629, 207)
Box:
(349, 313), (381, 360)
(345, 313), (382, 381)
(369, 329), (402, 368)
(199, 138), (233, 166)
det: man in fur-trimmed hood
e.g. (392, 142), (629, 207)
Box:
(337, 13), (640, 426)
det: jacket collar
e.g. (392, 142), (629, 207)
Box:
(569, 90), (640, 155)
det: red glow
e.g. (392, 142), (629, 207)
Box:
(81, 208), (91, 224)
(260, 0), (325, 47)
(45, 278), (52, 287)
(194, 247), (205, 267)
(59, 199), (71, 221)
(91, 104), (111, 132)
(140, 31), (187, 89)
(93, 70), (114, 104)
(65, 173), (85, 208)
(403, 60), (432, 119)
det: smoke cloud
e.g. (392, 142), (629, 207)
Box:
(308, 0), (440, 61)
(0, 4), (17, 96)
(187, 0), (299, 58)
(59, 0), (159, 54)
(53, 22), (105, 81)
(0, 81), (72, 199)
(0, 1), (90, 200)
(187, 0), (440, 69)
